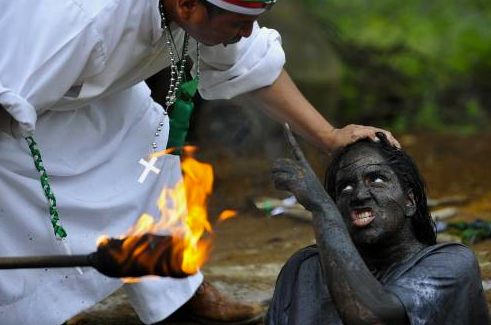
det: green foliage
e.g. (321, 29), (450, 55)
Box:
(304, 0), (491, 132)
(414, 101), (444, 131)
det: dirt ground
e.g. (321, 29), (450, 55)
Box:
(69, 132), (491, 325)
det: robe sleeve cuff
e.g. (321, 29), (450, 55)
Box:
(197, 26), (286, 100)
(0, 89), (37, 137)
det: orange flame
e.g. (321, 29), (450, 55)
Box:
(97, 146), (237, 278)
(167, 148), (214, 274)
(218, 210), (238, 222)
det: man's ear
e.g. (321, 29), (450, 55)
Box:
(404, 189), (417, 217)
(175, 0), (204, 21)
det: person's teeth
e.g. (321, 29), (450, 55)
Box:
(356, 211), (371, 219)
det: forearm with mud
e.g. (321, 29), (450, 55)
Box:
(311, 202), (407, 325)
(246, 69), (335, 151)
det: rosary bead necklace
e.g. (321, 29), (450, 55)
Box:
(154, 2), (200, 151)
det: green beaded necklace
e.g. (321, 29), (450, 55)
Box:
(26, 136), (67, 239)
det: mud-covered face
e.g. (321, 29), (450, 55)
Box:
(334, 146), (413, 246)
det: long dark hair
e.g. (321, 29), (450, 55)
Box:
(325, 135), (437, 246)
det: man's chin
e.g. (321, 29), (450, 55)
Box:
(223, 38), (242, 46)
(193, 35), (242, 47)
(199, 40), (224, 47)
(200, 40), (240, 47)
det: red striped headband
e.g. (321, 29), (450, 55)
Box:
(204, 0), (277, 15)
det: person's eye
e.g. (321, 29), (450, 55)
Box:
(341, 184), (354, 192)
(368, 174), (386, 185)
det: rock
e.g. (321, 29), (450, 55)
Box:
(204, 263), (284, 282)
(482, 280), (491, 291)
(431, 207), (459, 221)
(427, 195), (467, 207)
(254, 196), (312, 222)
(436, 233), (462, 244)
(275, 208), (312, 223)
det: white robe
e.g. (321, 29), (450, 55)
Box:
(0, 0), (285, 324)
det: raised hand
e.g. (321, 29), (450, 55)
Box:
(272, 124), (335, 212)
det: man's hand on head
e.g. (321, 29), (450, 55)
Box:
(327, 124), (400, 152)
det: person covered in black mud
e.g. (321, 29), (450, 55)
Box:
(266, 128), (490, 325)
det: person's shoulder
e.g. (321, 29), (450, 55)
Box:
(414, 243), (480, 276)
(267, 246), (320, 325)
(275, 245), (321, 282)
(270, 245), (323, 309)
(70, 0), (160, 53)
(69, 0), (151, 20)
(283, 245), (321, 270)
(424, 243), (477, 262)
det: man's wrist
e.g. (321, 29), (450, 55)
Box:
(320, 127), (337, 153)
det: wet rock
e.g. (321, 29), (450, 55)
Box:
(436, 233), (462, 244)
(204, 263), (283, 282)
(431, 207), (459, 221)
(66, 289), (142, 325)
(482, 279), (491, 292)
(427, 195), (467, 207)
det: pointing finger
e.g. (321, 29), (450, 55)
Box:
(283, 124), (310, 167)
(282, 123), (318, 176)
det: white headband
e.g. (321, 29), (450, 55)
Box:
(204, 0), (270, 15)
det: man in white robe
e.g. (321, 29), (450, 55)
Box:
(0, 0), (399, 324)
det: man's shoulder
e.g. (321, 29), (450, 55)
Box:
(68, 0), (160, 54)
(69, 0), (154, 21)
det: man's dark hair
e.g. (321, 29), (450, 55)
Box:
(325, 135), (437, 246)
(199, 0), (227, 17)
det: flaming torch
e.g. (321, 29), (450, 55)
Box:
(0, 147), (235, 279)
(0, 234), (189, 278)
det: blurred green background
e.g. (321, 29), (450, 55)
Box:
(261, 0), (491, 134)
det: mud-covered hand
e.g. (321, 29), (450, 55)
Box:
(272, 124), (335, 212)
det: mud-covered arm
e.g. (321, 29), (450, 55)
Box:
(271, 125), (407, 325)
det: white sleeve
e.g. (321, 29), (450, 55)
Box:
(0, 0), (105, 137)
(192, 22), (286, 100)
